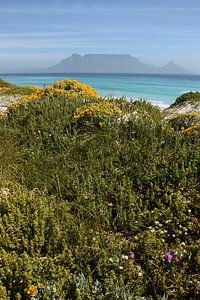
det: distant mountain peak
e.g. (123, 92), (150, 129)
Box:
(159, 61), (188, 74)
(165, 60), (177, 66)
(72, 53), (81, 57)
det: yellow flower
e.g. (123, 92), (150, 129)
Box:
(73, 101), (122, 123)
(183, 126), (194, 132)
(27, 285), (37, 296)
(7, 79), (99, 113)
(53, 79), (100, 100)
(0, 112), (4, 118)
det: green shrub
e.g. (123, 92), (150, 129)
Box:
(0, 80), (200, 299)
(1, 86), (39, 96)
(0, 180), (199, 299)
(173, 91), (200, 106)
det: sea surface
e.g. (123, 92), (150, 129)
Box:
(1, 73), (200, 108)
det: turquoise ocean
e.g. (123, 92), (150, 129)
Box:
(1, 73), (200, 108)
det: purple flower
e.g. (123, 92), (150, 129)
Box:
(128, 251), (135, 259)
(175, 256), (180, 264)
(165, 252), (173, 263)
(107, 202), (114, 208)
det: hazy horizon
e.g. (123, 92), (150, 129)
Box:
(0, 0), (200, 73)
(0, 53), (193, 74)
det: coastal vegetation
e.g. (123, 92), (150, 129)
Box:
(0, 78), (15, 88)
(173, 91), (200, 106)
(0, 79), (200, 299)
(0, 85), (39, 97)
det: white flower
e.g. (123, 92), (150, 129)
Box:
(121, 255), (128, 260)
(109, 258), (114, 262)
(165, 220), (171, 224)
(0, 188), (10, 197)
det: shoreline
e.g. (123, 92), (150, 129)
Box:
(1, 73), (200, 107)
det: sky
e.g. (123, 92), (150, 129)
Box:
(0, 0), (200, 73)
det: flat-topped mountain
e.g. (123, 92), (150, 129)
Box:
(41, 54), (188, 74)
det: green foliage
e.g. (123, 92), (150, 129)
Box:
(0, 78), (15, 88)
(0, 86), (38, 96)
(173, 91), (200, 106)
(0, 81), (200, 299)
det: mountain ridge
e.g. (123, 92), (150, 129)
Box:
(41, 54), (188, 74)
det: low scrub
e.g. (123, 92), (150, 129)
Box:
(173, 91), (200, 106)
(0, 85), (39, 97)
(0, 79), (200, 299)
(0, 78), (15, 88)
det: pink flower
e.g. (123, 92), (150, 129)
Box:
(107, 202), (114, 208)
(175, 256), (180, 264)
(128, 251), (135, 259)
(165, 252), (173, 263)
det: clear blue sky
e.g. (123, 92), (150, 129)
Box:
(0, 0), (200, 72)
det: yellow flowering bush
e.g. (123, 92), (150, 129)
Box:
(167, 112), (200, 132)
(53, 79), (100, 100)
(7, 87), (42, 111)
(7, 80), (100, 112)
(72, 101), (122, 127)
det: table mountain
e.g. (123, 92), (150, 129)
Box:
(41, 54), (188, 74)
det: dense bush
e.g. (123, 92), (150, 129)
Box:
(53, 79), (100, 100)
(0, 80), (200, 299)
(7, 79), (99, 112)
(173, 91), (200, 106)
(0, 78), (15, 88)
